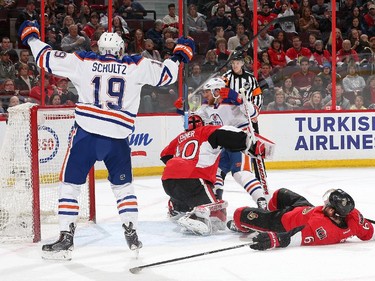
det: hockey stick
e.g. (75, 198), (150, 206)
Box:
(182, 0), (189, 130)
(239, 87), (272, 195)
(366, 218), (375, 224)
(190, 15), (296, 97)
(129, 242), (253, 274)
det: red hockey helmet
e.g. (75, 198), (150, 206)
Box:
(187, 114), (204, 131)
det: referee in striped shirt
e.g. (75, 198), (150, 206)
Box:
(222, 54), (265, 180)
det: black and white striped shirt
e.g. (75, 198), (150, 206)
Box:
(222, 69), (263, 111)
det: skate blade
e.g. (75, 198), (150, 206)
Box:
(41, 249), (72, 261)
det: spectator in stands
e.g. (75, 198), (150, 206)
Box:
(339, 0), (356, 20)
(323, 83), (351, 110)
(362, 75), (375, 107)
(311, 0), (329, 21)
(82, 12), (101, 40)
(342, 63), (366, 93)
(128, 29), (145, 54)
(61, 16), (75, 36)
(257, 3), (277, 31)
(337, 39), (360, 69)
(141, 39), (162, 62)
(318, 8), (332, 43)
(325, 28), (343, 54)
(363, 3), (375, 36)
(0, 37), (18, 64)
(317, 62), (342, 88)
(266, 88), (294, 111)
(48, 93), (62, 105)
(298, 7), (319, 33)
(14, 49), (38, 79)
(208, 26), (225, 51)
(118, 0), (146, 19)
(15, 0), (38, 48)
(162, 38), (176, 55)
(54, 77), (78, 105)
(312, 40), (331, 68)
(29, 75), (55, 104)
(227, 23), (245, 50)
(231, 5), (250, 34)
(146, 20), (164, 51)
(298, 0), (311, 15)
(306, 33), (318, 53)
(46, 27), (62, 50)
(306, 75), (328, 101)
(8, 95), (20, 108)
(65, 3), (80, 24)
(214, 38), (232, 62)
(201, 49), (219, 73)
(268, 39), (287, 69)
(348, 28), (365, 53)
(111, 15), (130, 38)
(163, 3), (179, 34)
(211, 0), (232, 17)
(209, 4), (233, 33)
(78, 3), (91, 26)
(0, 78), (21, 111)
(276, 2), (296, 34)
(285, 35), (313, 65)
(258, 62), (275, 105)
(281, 77), (302, 108)
(61, 24), (90, 53)
(14, 63), (37, 92)
(257, 25), (274, 53)
(303, 91), (323, 110)
(346, 17), (365, 38)
(187, 63), (204, 90)
(0, 0), (17, 10)
(187, 3), (208, 34)
(350, 95), (367, 110)
(237, 0), (252, 20)
(0, 50), (16, 83)
(291, 57), (315, 92)
(274, 30), (289, 51)
(46, 0), (65, 20)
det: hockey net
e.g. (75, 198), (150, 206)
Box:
(0, 103), (95, 243)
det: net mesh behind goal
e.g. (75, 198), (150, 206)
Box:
(0, 103), (95, 242)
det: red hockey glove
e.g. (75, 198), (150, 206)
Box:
(250, 226), (304, 251)
(172, 36), (195, 64)
(18, 20), (40, 46)
(174, 97), (183, 110)
(219, 88), (242, 105)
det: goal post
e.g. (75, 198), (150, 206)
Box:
(0, 103), (96, 243)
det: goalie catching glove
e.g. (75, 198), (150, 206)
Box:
(18, 20), (40, 46)
(250, 226), (304, 251)
(219, 88), (243, 105)
(172, 36), (195, 64)
(246, 133), (275, 159)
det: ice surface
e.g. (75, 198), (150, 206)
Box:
(1, 168), (375, 281)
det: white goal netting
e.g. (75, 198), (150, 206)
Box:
(0, 103), (93, 242)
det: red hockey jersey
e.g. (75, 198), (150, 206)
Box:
(282, 206), (374, 246)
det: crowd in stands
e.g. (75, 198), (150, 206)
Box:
(1, 0), (375, 114)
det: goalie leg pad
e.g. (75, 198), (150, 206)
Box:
(177, 214), (212, 236)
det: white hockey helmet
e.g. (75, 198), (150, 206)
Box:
(97, 32), (124, 57)
(202, 77), (226, 102)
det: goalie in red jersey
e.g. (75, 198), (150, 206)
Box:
(160, 115), (269, 236)
(228, 188), (374, 250)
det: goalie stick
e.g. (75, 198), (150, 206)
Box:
(189, 15), (296, 97)
(129, 240), (255, 274)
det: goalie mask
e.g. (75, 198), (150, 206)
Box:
(323, 189), (355, 217)
(98, 32), (124, 57)
(187, 114), (204, 131)
(202, 77), (226, 103)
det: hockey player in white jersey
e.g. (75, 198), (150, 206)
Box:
(194, 77), (268, 209)
(19, 20), (195, 260)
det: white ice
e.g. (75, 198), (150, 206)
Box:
(1, 167), (375, 281)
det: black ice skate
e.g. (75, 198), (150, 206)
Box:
(123, 222), (142, 251)
(226, 220), (255, 234)
(41, 223), (75, 261)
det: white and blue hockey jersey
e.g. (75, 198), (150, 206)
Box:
(28, 38), (179, 139)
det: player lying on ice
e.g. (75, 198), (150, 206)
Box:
(160, 114), (274, 235)
(18, 20), (195, 260)
(227, 188), (375, 250)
